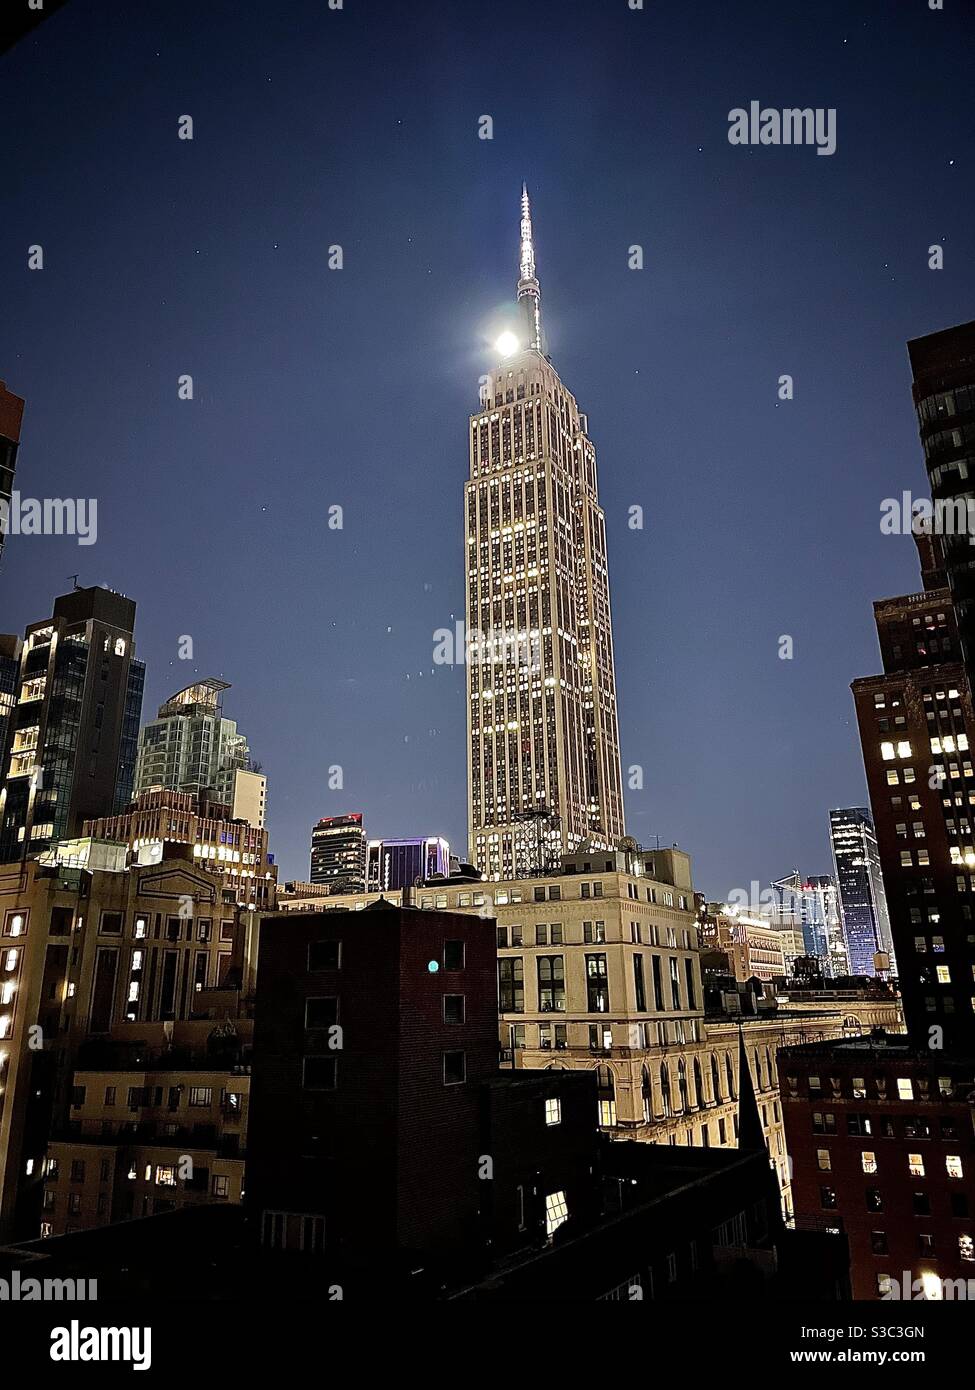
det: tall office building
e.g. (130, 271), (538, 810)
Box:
(366, 835), (450, 892)
(134, 679), (264, 827)
(466, 188), (625, 879)
(0, 586), (145, 862)
(309, 813), (366, 890)
(0, 382), (25, 565)
(908, 320), (975, 667)
(828, 808), (894, 977)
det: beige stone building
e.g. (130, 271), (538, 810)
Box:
(42, 1030), (248, 1237)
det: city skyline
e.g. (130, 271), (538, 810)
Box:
(1, 0), (972, 897)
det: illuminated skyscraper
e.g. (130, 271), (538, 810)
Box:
(466, 189), (625, 878)
(828, 807), (894, 977)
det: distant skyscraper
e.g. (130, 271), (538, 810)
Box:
(768, 872), (838, 967)
(366, 836), (450, 892)
(0, 381), (25, 565)
(0, 585), (145, 861)
(466, 188), (624, 878)
(134, 679), (264, 826)
(828, 808), (894, 977)
(310, 813), (366, 890)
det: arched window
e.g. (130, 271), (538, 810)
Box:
(641, 1066), (652, 1123)
(660, 1064), (672, 1117)
(693, 1057), (704, 1109)
(677, 1058), (688, 1112)
(726, 1052), (736, 1100)
(711, 1052), (721, 1103)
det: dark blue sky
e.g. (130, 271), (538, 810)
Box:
(1, 0), (972, 892)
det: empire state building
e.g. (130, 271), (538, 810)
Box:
(466, 188), (625, 878)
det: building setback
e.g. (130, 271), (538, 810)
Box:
(134, 679), (264, 828)
(466, 189), (624, 878)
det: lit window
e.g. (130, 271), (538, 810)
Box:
(862, 1151), (878, 1174)
(816, 1149), (831, 1171)
(544, 1098), (561, 1126)
(897, 1078), (914, 1100)
(880, 742), (896, 761)
(545, 1190), (568, 1236)
(947, 1155), (964, 1179)
(937, 965), (951, 984)
(909, 1153), (925, 1177)
(960, 1235), (974, 1263)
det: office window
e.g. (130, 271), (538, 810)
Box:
(443, 1050), (466, 1085)
(544, 1098), (561, 1126)
(496, 926), (508, 948)
(498, 957), (524, 1012)
(537, 956), (565, 1012)
(188, 1087), (212, 1108)
(633, 954), (646, 1011)
(897, 1078), (914, 1100)
(585, 954), (609, 1012)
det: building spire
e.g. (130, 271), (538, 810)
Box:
(517, 183), (543, 352)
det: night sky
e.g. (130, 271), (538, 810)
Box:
(1, 0), (972, 893)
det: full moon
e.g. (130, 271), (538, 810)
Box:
(495, 331), (520, 357)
